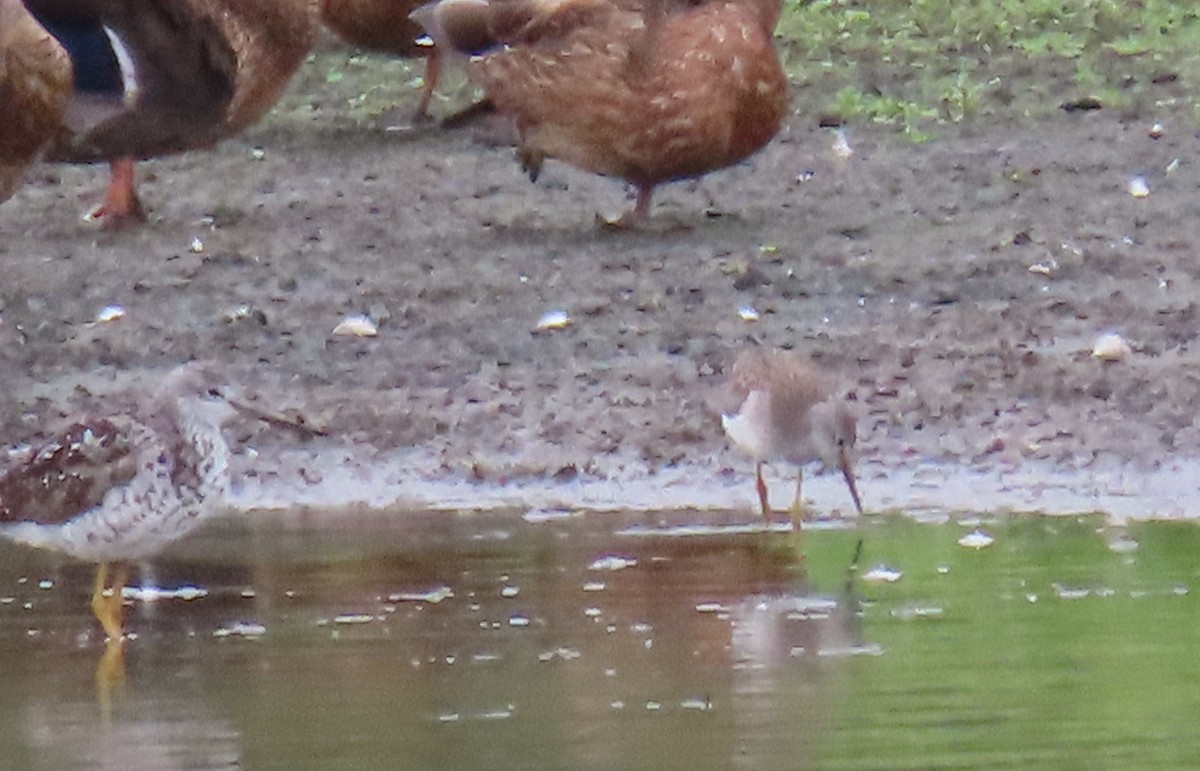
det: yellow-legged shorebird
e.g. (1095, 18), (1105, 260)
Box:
(721, 348), (863, 520)
(0, 364), (292, 640)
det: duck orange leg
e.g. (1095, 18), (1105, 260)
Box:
(413, 47), (440, 121)
(755, 461), (771, 520)
(87, 157), (145, 228)
(90, 561), (128, 640)
(604, 184), (655, 229)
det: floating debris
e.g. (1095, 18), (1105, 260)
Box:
(500, 585), (520, 599)
(94, 305), (126, 324)
(1128, 175), (1150, 198)
(522, 508), (576, 524)
(1052, 583), (1090, 600)
(588, 555), (637, 571)
(123, 585), (208, 602)
(332, 313), (378, 337)
(681, 698), (713, 712)
(213, 622), (267, 638)
(333, 613), (375, 625)
(1092, 332), (1131, 361)
(37, 580), (52, 590)
(250, 147), (266, 161)
(388, 585), (454, 604)
(737, 305), (760, 322)
(862, 565), (903, 583)
(189, 237), (204, 254)
(437, 713), (461, 723)
(695, 602), (728, 614)
(534, 309), (572, 332)
(958, 530), (995, 549)
(582, 580), (606, 592)
(1107, 534), (1139, 554)
(537, 647), (581, 662)
(891, 603), (945, 620)
(508, 614), (531, 628)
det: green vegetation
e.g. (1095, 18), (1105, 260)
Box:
(777, 0), (1200, 138)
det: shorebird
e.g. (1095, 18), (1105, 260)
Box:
(0, 364), (261, 640)
(721, 348), (863, 519)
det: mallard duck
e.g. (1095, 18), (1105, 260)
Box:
(7, 0), (318, 228)
(721, 348), (863, 520)
(320, 0), (441, 119)
(0, 0), (72, 204)
(412, 0), (790, 225)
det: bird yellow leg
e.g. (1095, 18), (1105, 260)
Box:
(789, 468), (807, 520)
(96, 638), (127, 721)
(755, 462), (772, 519)
(90, 562), (128, 641)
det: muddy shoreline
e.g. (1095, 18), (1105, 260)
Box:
(2, 61), (1197, 520)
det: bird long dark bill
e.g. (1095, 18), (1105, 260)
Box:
(225, 397), (328, 438)
(839, 447), (864, 516)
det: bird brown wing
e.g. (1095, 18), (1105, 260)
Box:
(0, 0), (72, 202)
(33, 0), (316, 162)
(0, 418), (140, 526)
(471, 0), (786, 187)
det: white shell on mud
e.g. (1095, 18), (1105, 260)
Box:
(832, 129), (853, 159)
(534, 309), (572, 331)
(189, 237), (204, 253)
(94, 304), (126, 323)
(588, 555), (637, 571)
(737, 305), (760, 322)
(1149, 122), (1165, 139)
(250, 147), (266, 161)
(332, 313), (378, 337)
(1092, 332), (1131, 361)
(957, 530), (994, 549)
(1128, 175), (1150, 198)
(862, 565), (903, 583)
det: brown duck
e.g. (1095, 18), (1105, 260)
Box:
(2, 0), (318, 227)
(412, 0), (790, 224)
(0, 0), (71, 204)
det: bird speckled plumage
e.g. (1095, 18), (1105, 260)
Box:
(6, 0), (318, 226)
(412, 0), (789, 224)
(0, 0), (72, 203)
(722, 348), (863, 519)
(0, 364), (240, 638)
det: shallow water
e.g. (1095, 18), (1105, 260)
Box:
(1, 509), (1198, 770)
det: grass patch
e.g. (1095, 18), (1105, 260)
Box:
(778, 0), (1200, 136)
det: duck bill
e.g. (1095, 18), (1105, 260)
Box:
(838, 448), (863, 516)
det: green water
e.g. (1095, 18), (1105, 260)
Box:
(0, 511), (1197, 770)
